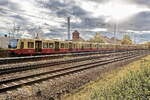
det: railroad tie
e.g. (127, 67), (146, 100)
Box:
(2, 84), (9, 88)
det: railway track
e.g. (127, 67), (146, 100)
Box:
(0, 50), (149, 93)
(0, 51), (139, 75)
(0, 50), (146, 65)
(0, 51), (109, 65)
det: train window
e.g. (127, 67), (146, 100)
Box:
(99, 44), (102, 48)
(86, 44), (88, 48)
(75, 44), (77, 48)
(8, 39), (19, 49)
(20, 42), (24, 49)
(43, 42), (48, 48)
(61, 43), (65, 48)
(49, 43), (53, 48)
(89, 44), (91, 48)
(65, 43), (68, 48)
(89, 44), (92, 48)
(78, 44), (80, 48)
(96, 44), (99, 48)
(83, 44), (85, 48)
(106, 45), (109, 48)
(109, 45), (112, 48)
(102, 44), (106, 48)
(87, 44), (89, 48)
(28, 42), (34, 48)
(83, 44), (86, 48)
(72, 44), (75, 49)
(81, 45), (84, 49)
(76, 44), (78, 48)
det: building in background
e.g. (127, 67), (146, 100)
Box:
(0, 36), (15, 49)
(72, 30), (84, 42)
(88, 32), (121, 44)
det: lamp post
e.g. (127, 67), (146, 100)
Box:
(113, 21), (118, 53)
(67, 17), (71, 41)
(114, 22), (117, 44)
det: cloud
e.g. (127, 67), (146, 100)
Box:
(127, 0), (150, 8)
(0, 0), (150, 43)
(0, 0), (8, 6)
(118, 11), (150, 31)
(89, 0), (110, 3)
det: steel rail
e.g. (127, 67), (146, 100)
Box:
(0, 51), (132, 75)
(0, 50), (145, 65)
(0, 51), (148, 93)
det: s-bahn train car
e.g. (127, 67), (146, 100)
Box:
(8, 38), (149, 55)
(8, 39), (36, 55)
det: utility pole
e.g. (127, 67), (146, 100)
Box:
(113, 22), (117, 53)
(133, 32), (136, 44)
(67, 17), (71, 40)
(114, 23), (117, 44)
(36, 26), (41, 39)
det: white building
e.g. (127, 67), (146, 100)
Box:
(0, 36), (15, 49)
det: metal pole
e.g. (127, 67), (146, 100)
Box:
(114, 22), (117, 53)
(131, 32), (134, 44)
(67, 17), (70, 40)
(36, 26), (41, 39)
(114, 23), (117, 44)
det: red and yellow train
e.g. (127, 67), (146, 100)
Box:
(8, 38), (149, 55)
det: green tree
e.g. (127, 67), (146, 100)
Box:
(121, 35), (132, 45)
(88, 33), (106, 43)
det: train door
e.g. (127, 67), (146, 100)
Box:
(35, 41), (42, 52)
(69, 42), (72, 51)
(81, 43), (84, 50)
(20, 42), (24, 49)
(55, 41), (60, 51)
(90, 44), (92, 50)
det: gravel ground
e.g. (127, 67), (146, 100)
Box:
(0, 53), (106, 69)
(0, 54), (144, 100)
(0, 56), (111, 83)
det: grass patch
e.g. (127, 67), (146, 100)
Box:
(64, 55), (150, 100)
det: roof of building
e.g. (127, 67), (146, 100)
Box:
(88, 33), (121, 44)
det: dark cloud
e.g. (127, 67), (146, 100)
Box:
(37, 0), (90, 17)
(37, 0), (68, 11)
(9, 15), (25, 21)
(118, 11), (150, 31)
(56, 5), (90, 17)
(1, 0), (20, 11)
(128, 0), (150, 8)
(0, 0), (9, 6)
(0, 0), (150, 43)
(71, 17), (106, 29)
(36, 0), (107, 31)
(44, 0), (67, 9)
(44, 29), (67, 39)
(89, 0), (110, 3)
(0, 8), (7, 16)
(71, 6), (90, 17)
(0, 0), (24, 19)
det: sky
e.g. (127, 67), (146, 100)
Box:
(0, 0), (150, 43)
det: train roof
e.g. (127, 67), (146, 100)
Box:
(17, 38), (147, 46)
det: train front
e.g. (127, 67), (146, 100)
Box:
(8, 39), (20, 56)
